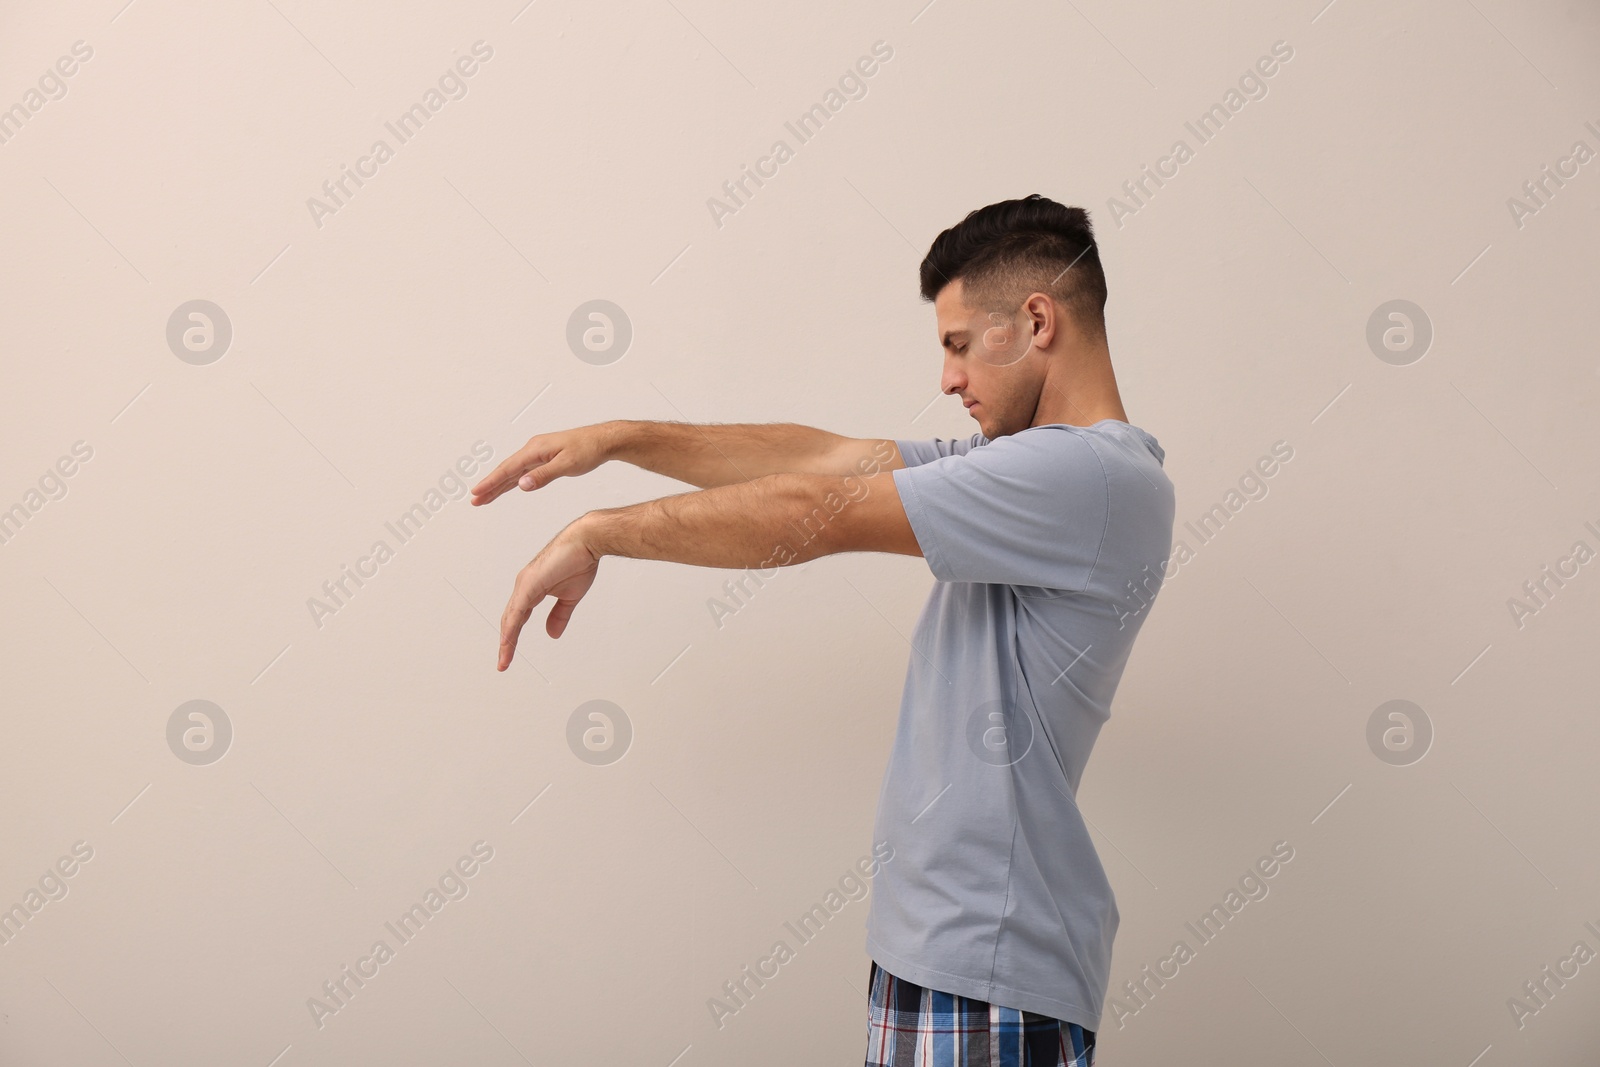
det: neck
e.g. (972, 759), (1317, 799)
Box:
(1031, 333), (1127, 428)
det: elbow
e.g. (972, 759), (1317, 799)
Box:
(763, 474), (849, 563)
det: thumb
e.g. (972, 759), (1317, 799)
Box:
(546, 595), (581, 639)
(520, 453), (571, 491)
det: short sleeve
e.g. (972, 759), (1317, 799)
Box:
(895, 433), (985, 469)
(891, 427), (1109, 589)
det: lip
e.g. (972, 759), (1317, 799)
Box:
(963, 399), (978, 409)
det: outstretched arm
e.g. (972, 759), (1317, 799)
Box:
(471, 421), (905, 504)
(609, 420), (905, 488)
(494, 470), (918, 670)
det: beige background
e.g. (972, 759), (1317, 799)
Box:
(3, 0), (1599, 1063)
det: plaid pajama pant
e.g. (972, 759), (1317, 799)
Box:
(864, 960), (1096, 1067)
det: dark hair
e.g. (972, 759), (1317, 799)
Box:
(919, 194), (1107, 340)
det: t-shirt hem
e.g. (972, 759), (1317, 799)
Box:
(864, 936), (1101, 1034)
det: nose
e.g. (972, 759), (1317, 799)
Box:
(941, 357), (966, 397)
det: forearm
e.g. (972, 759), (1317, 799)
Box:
(604, 419), (852, 489)
(578, 473), (839, 569)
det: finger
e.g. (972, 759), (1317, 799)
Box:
(472, 452), (524, 501)
(498, 601), (532, 670)
(497, 605), (523, 671)
(474, 460), (537, 506)
(472, 442), (553, 505)
(497, 569), (545, 670)
(473, 464), (525, 506)
(480, 452), (567, 504)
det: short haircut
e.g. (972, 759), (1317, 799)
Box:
(919, 194), (1107, 341)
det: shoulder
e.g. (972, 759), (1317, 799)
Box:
(981, 424), (1106, 477)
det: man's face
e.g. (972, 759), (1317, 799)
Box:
(932, 278), (1040, 439)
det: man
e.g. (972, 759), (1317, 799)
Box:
(471, 194), (1175, 1066)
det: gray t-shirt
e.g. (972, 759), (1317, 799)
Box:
(865, 419), (1176, 1032)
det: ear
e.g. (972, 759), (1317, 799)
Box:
(1025, 292), (1059, 349)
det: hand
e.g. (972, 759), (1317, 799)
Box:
(497, 520), (601, 670)
(471, 423), (613, 506)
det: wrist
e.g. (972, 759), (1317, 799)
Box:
(600, 420), (632, 465)
(568, 510), (609, 560)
